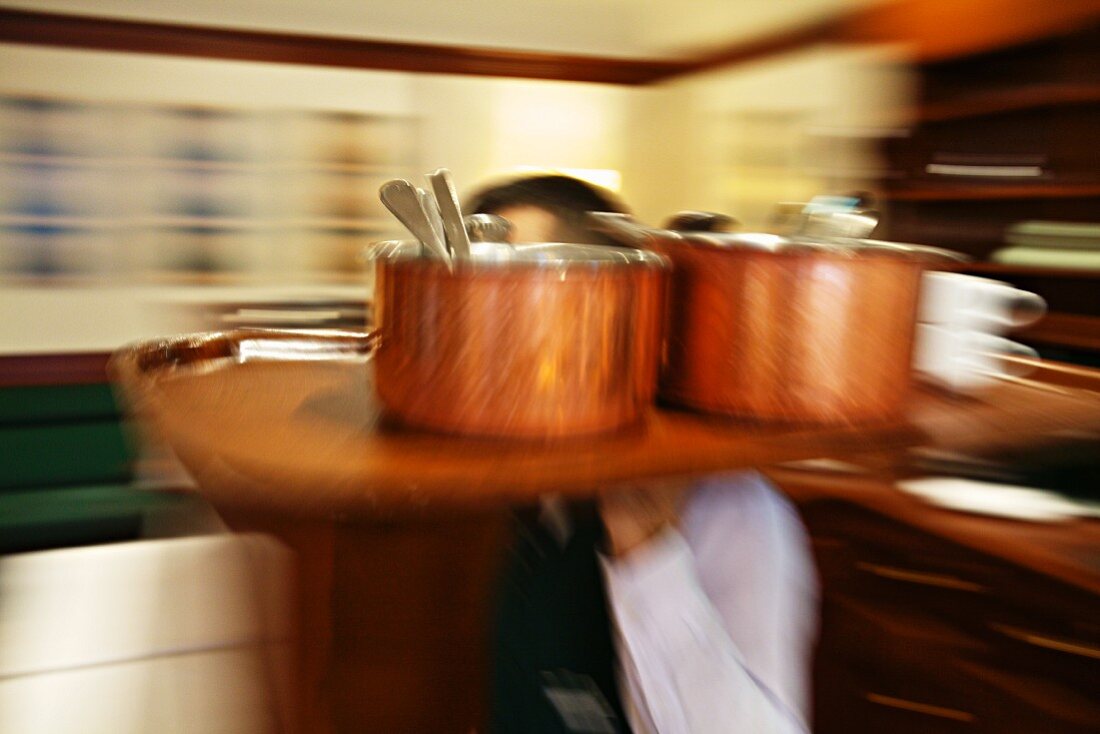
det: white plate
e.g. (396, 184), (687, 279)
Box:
(895, 477), (1098, 523)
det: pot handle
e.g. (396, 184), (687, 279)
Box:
(587, 211), (656, 246)
(662, 211), (738, 233)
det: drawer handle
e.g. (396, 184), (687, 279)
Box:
(990, 622), (1100, 660)
(857, 562), (987, 593)
(865, 693), (975, 723)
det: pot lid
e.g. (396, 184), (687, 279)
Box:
(590, 210), (968, 263)
(365, 239), (668, 269)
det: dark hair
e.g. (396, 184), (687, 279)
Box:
(464, 173), (629, 246)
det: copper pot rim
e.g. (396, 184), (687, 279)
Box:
(367, 239), (669, 271)
(659, 232), (967, 263)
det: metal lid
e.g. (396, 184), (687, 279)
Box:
(365, 239), (668, 269)
(783, 235), (968, 262)
(590, 210), (967, 263)
(675, 231), (967, 262)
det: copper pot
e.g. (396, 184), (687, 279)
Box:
(593, 213), (964, 425)
(370, 241), (667, 438)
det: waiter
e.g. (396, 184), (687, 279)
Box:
(469, 174), (819, 734)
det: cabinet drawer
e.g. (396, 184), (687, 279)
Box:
(801, 499), (1006, 590)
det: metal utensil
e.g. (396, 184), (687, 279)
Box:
(428, 169), (472, 261)
(419, 187), (447, 256)
(463, 213), (513, 243)
(378, 179), (449, 262)
(796, 209), (880, 239)
(588, 211), (654, 246)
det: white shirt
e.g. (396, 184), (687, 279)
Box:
(597, 472), (819, 734)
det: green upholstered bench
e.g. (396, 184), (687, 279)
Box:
(0, 362), (199, 555)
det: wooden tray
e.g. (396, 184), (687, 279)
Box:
(111, 330), (1100, 515)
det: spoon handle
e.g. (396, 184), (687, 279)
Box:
(419, 187), (448, 257)
(428, 169), (472, 261)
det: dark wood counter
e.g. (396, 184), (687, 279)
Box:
(768, 464), (1099, 733)
(768, 465), (1099, 597)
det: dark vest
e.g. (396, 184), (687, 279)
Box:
(490, 502), (631, 733)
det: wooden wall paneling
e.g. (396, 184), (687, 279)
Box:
(328, 511), (509, 734)
(220, 506), (510, 734)
(2, 3), (1097, 84)
(0, 351), (111, 387)
(0, 8), (689, 85)
(214, 510), (339, 734)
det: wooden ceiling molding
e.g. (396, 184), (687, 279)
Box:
(0, 7), (691, 85)
(0, 2), (1097, 83)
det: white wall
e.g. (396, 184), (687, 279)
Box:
(1, 0), (646, 58)
(634, 0), (878, 55)
(0, 32), (914, 352)
(0, 44), (638, 352)
(624, 44), (914, 226)
(410, 75), (631, 200)
(619, 83), (702, 224)
(0, 42), (634, 202)
(0, 43), (415, 113)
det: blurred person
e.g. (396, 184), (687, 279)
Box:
(468, 174), (819, 734)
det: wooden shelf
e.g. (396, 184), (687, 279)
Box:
(144, 216), (268, 231)
(913, 83), (1100, 123)
(876, 20), (1099, 302)
(0, 214), (123, 229)
(882, 182), (1100, 202)
(1014, 312), (1100, 352)
(133, 156), (263, 173)
(0, 152), (407, 176)
(0, 151), (265, 172)
(0, 151), (113, 169)
(959, 262), (1100, 279)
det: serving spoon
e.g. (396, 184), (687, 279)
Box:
(379, 178), (450, 262)
(428, 168), (472, 261)
(419, 187), (448, 256)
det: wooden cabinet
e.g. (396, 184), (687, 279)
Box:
(874, 22), (1100, 364)
(878, 23), (1100, 255)
(783, 488), (1100, 734)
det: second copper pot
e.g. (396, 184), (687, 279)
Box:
(654, 233), (963, 425)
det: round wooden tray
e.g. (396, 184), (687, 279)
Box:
(111, 329), (1100, 515)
